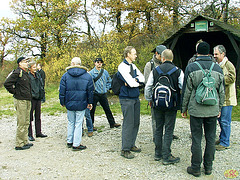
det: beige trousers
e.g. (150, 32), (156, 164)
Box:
(14, 98), (31, 147)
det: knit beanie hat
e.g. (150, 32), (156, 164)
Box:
(197, 42), (210, 55)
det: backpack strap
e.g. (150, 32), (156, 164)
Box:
(150, 60), (154, 71)
(156, 66), (178, 75)
(93, 69), (104, 82)
(195, 62), (215, 76)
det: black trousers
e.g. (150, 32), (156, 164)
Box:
(190, 115), (217, 171)
(28, 99), (42, 136)
(90, 93), (115, 126)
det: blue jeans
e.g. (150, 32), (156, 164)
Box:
(85, 108), (93, 132)
(218, 106), (233, 147)
(67, 110), (85, 147)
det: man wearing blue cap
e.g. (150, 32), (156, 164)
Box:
(89, 58), (121, 130)
(4, 57), (33, 150)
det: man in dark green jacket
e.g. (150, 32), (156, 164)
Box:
(4, 57), (33, 150)
(181, 42), (225, 177)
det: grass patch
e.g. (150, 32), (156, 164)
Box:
(0, 84), (239, 122)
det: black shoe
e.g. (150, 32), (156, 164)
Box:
(154, 155), (162, 161)
(36, 134), (47, 138)
(173, 135), (179, 140)
(110, 123), (121, 128)
(187, 166), (201, 177)
(162, 155), (180, 165)
(93, 127), (97, 131)
(72, 145), (87, 151)
(204, 168), (212, 175)
(28, 136), (35, 141)
(15, 145), (30, 150)
(67, 143), (73, 148)
(25, 143), (33, 147)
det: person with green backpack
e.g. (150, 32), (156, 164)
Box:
(181, 42), (225, 177)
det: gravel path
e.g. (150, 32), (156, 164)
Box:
(0, 113), (239, 179)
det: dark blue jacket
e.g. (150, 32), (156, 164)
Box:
(59, 66), (94, 111)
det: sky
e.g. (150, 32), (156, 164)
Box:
(0, 0), (16, 19)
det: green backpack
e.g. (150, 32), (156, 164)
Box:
(195, 62), (218, 106)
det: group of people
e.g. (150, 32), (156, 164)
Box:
(4, 41), (237, 177)
(4, 58), (47, 150)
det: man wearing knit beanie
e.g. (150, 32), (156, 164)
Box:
(181, 41), (225, 177)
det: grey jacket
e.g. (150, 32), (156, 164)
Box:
(144, 54), (161, 84)
(182, 56), (225, 117)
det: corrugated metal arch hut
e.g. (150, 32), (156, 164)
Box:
(161, 15), (240, 86)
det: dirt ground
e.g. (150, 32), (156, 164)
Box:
(0, 113), (239, 179)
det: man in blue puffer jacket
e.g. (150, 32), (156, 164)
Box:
(59, 57), (94, 151)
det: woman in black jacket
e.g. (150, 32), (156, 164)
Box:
(28, 61), (47, 141)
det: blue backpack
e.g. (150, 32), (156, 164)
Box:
(152, 66), (178, 108)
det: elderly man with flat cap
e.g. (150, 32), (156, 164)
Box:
(4, 57), (33, 150)
(89, 58), (121, 130)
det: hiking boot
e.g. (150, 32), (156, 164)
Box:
(215, 140), (220, 145)
(130, 146), (141, 152)
(204, 169), (212, 175)
(187, 166), (201, 177)
(72, 145), (87, 151)
(87, 132), (93, 137)
(162, 155), (180, 165)
(154, 155), (162, 161)
(67, 143), (73, 148)
(110, 123), (121, 128)
(121, 150), (134, 159)
(216, 144), (230, 151)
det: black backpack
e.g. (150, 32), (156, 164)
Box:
(111, 72), (125, 95)
(152, 66), (178, 108)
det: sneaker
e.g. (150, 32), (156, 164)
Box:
(87, 132), (93, 137)
(67, 143), (73, 148)
(162, 155), (180, 165)
(15, 145), (30, 150)
(216, 144), (230, 151)
(110, 123), (121, 128)
(72, 145), (87, 151)
(121, 150), (134, 159)
(130, 146), (141, 152)
(215, 140), (220, 145)
(93, 127), (97, 131)
(187, 166), (201, 177)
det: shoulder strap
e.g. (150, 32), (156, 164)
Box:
(155, 66), (163, 75)
(156, 66), (178, 75)
(93, 69), (104, 82)
(194, 61), (206, 76)
(150, 60), (154, 71)
(195, 62), (215, 76)
(167, 67), (178, 75)
(209, 62), (215, 74)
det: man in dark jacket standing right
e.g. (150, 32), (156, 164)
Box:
(181, 42), (225, 177)
(4, 57), (33, 150)
(59, 57), (94, 151)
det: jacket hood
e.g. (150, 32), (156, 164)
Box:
(152, 54), (161, 64)
(66, 65), (88, 77)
